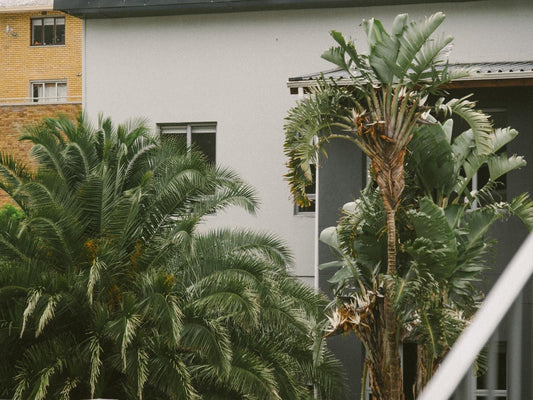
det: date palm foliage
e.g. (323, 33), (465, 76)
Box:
(0, 114), (346, 399)
(284, 12), (533, 399)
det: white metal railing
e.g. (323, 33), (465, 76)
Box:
(419, 232), (533, 400)
(0, 96), (81, 106)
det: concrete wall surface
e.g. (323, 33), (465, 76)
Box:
(80, 0), (533, 282)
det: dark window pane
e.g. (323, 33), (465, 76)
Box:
(32, 84), (42, 102)
(304, 164), (316, 194)
(477, 372), (487, 389)
(297, 164), (316, 213)
(497, 343), (507, 390)
(43, 18), (54, 45)
(32, 19), (43, 45)
(476, 341), (507, 391)
(298, 200), (316, 213)
(192, 131), (216, 163)
(55, 19), (65, 44)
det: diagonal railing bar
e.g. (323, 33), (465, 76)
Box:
(418, 232), (533, 400)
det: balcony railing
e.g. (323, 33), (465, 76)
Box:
(419, 233), (533, 400)
(0, 96), (82, 106)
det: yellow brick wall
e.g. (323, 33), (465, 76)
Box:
(0, 103), (81, 205)
(0, 10), (82, 102)
(0, 9), (82, 205)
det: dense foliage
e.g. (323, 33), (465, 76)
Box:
(284, 12), (533, 399)
(0, 114), (346, 399)
(320, 118), (533, 397)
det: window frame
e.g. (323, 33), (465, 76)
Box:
(31, 16), (65, 46)
(158, 122), (217, 164)
(30, 80), (67, 103)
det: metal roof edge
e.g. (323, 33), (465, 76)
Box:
(287, 62), (533, 89)
(53, 0), (478, 19)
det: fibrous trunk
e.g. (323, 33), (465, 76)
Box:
(370, 155), (406, 400)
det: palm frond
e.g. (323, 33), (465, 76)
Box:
(395, 12), (447, 81)
(35, 293), (60, 337)
(284, 82), (355, 206)
(179, 318), (232, 376)
(436, 95), (493, 155)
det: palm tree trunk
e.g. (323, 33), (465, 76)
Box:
(414, 344), (430, 397)
(383, 207), (404, 400)
(372, 156), (405, 400)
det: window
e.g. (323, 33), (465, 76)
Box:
(295, 163), (316, 214)
(31, 17), (65, 46)
(159, 123), (216, 164)
(31, 81), (67, 103)
(475, 341), (507, 399)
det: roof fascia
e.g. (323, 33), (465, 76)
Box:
(287, 71), (533, 89)
(0, 5), (53, 13)
(54, 0), (478, 19)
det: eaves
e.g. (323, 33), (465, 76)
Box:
(53, 0), (481, 19)
(287, 62), (533, 93)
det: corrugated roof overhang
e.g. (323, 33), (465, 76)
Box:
(0, 0), (53, 13)
(287, 61), (533, 94)
(53, 0), (479, 19)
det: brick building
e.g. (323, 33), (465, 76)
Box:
(0, 0), (82, 203)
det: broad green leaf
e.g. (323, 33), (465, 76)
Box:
(328, 265), (355, 284)
(488, 153), (526, 181)
(509, 193), (533, 231)
(492, 127), (518, 152)
(320, 226), (340, 250)
(396, 12), (446, 77)
(408, 123), (455, 195)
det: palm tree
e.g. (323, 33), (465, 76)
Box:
(0, 114), (346, 399)
(284, 12), (530, 399)
(320, 117), (533, 398)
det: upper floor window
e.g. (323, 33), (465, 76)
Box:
(31, 81), (67, 103)
(31, 17), (65, 46)
(295, 163), (316, 215)
(158, 123), (216, 164)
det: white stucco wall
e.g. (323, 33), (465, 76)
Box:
(81, 0), (533, 284)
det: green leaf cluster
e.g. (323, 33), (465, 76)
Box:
(321, 117), (532, 391)
(0, 114), (346, 400)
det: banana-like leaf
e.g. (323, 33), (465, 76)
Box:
(396, 12), (446, 78)
(407, 33), (453, 84)
(408, 122), (455, 196)
(492, 127), (518, 152)
(363, 17), (398, 84)
(319, 226), (340, 250)
(509, 193), (533, 231)
(487, 153), (526, 181)
(407, 198), (457, 279)
(451, 128), (474, 174)
(440, 96), (494, 156)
